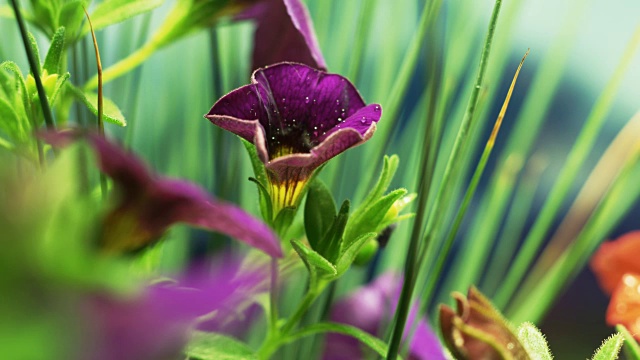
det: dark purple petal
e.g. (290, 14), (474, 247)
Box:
(324, 273), (446, 360)
(43, 130), (282, 258)
(240, 0), (327, 71)
(206, 63), (381, 184)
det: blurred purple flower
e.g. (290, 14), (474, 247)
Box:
(80, 261), (264, 360)
(324, 273), (446, 360)
(43, 130), (282, 257)
(236, 0), (327, 71)
(206, 62), (381, 213)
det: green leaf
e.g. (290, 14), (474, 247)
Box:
(185, 331), (256, 360)
(49, 72), (69, 106)
(290, 239), (337, 280)
(592, 333), (624, 360)
(343, 188), (407, 247)
(241, 138), (271, 220)
(616, 325), (640, 360)
(248, 177), (272, 222)
(285, 322), (402, 360)
(304, 179), (336, 250)
(0, 97), (23, 139)
(85, 0), (164, 34)
(0, 61), (31, 121)
(517, 322), (553, 360)
(336, 232), (377, 276)
(272, 206), (297, 239)
(69, 85), (126, 126)
(316, 200), (349, 263)
(361, 154), (399, 208)
(27, 32), (42, 72)
(43, 27), (66, 75)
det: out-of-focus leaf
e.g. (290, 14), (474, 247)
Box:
(84, 0), (164, 34)
(185, 331), (256, 360)
(69, 86), (126, 126)
(0, 97), (22, 139)
(43, 27), (66, 74)
(58, 1), (86, 39)
(592, 333), (624, 360)
(517, 322), (553, 360)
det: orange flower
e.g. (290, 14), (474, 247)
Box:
(591, 231), (640, 295)
(606, 273), (640, 339)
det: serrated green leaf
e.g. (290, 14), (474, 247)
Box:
(290, 239), (337, 279)
(43, 27), (66, 74)
(592, 333), (624, 360)
(286, 322), (402, 360)
(616, 325), (640, 360)
(304, 179), (336, 250)
(517, 322), (553, 360)
(343, 188), (407, 247)
(84, 0), (163, 34)
(361, 154), (399, 208)
(26, 32), (42, 72)
(185, 331), (256, 360)
(0, 61), (31, 121)
(69, 86), (126, 126)
(336, 232), (376, 275)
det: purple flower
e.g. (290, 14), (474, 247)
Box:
(206, 62), (381, 214)
(324, 273), (446, 360)
(78, 260), (264, 360)
(43, 130), (282, 257)
(236, 0), (327, 71)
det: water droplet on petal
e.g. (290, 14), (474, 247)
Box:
(305, 96), (310, 103)
(337, 117), (343, 122)
(336, 99), (341, 105)
(282, 97), (286, 102)
(360, 118), (367, 124)
(374, 105), (381, 112)
(314, 126), (318, 130)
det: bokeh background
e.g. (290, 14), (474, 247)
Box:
(1, 0), (639, 357)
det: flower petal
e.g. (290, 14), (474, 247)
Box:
(243, 0), (327, 71)
(44, 130), (282, 257)
(606, 273), (640, 340)
(591, 231), (640, 295)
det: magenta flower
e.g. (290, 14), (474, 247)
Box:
(78, 260), (264, 360)
(236, 0), (327, 71)
(43, 131), (282, 257)
(206, 62), (381, 213)
(324, 273), (446, 360)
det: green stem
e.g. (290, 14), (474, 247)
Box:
(10, 0), (55, 130)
